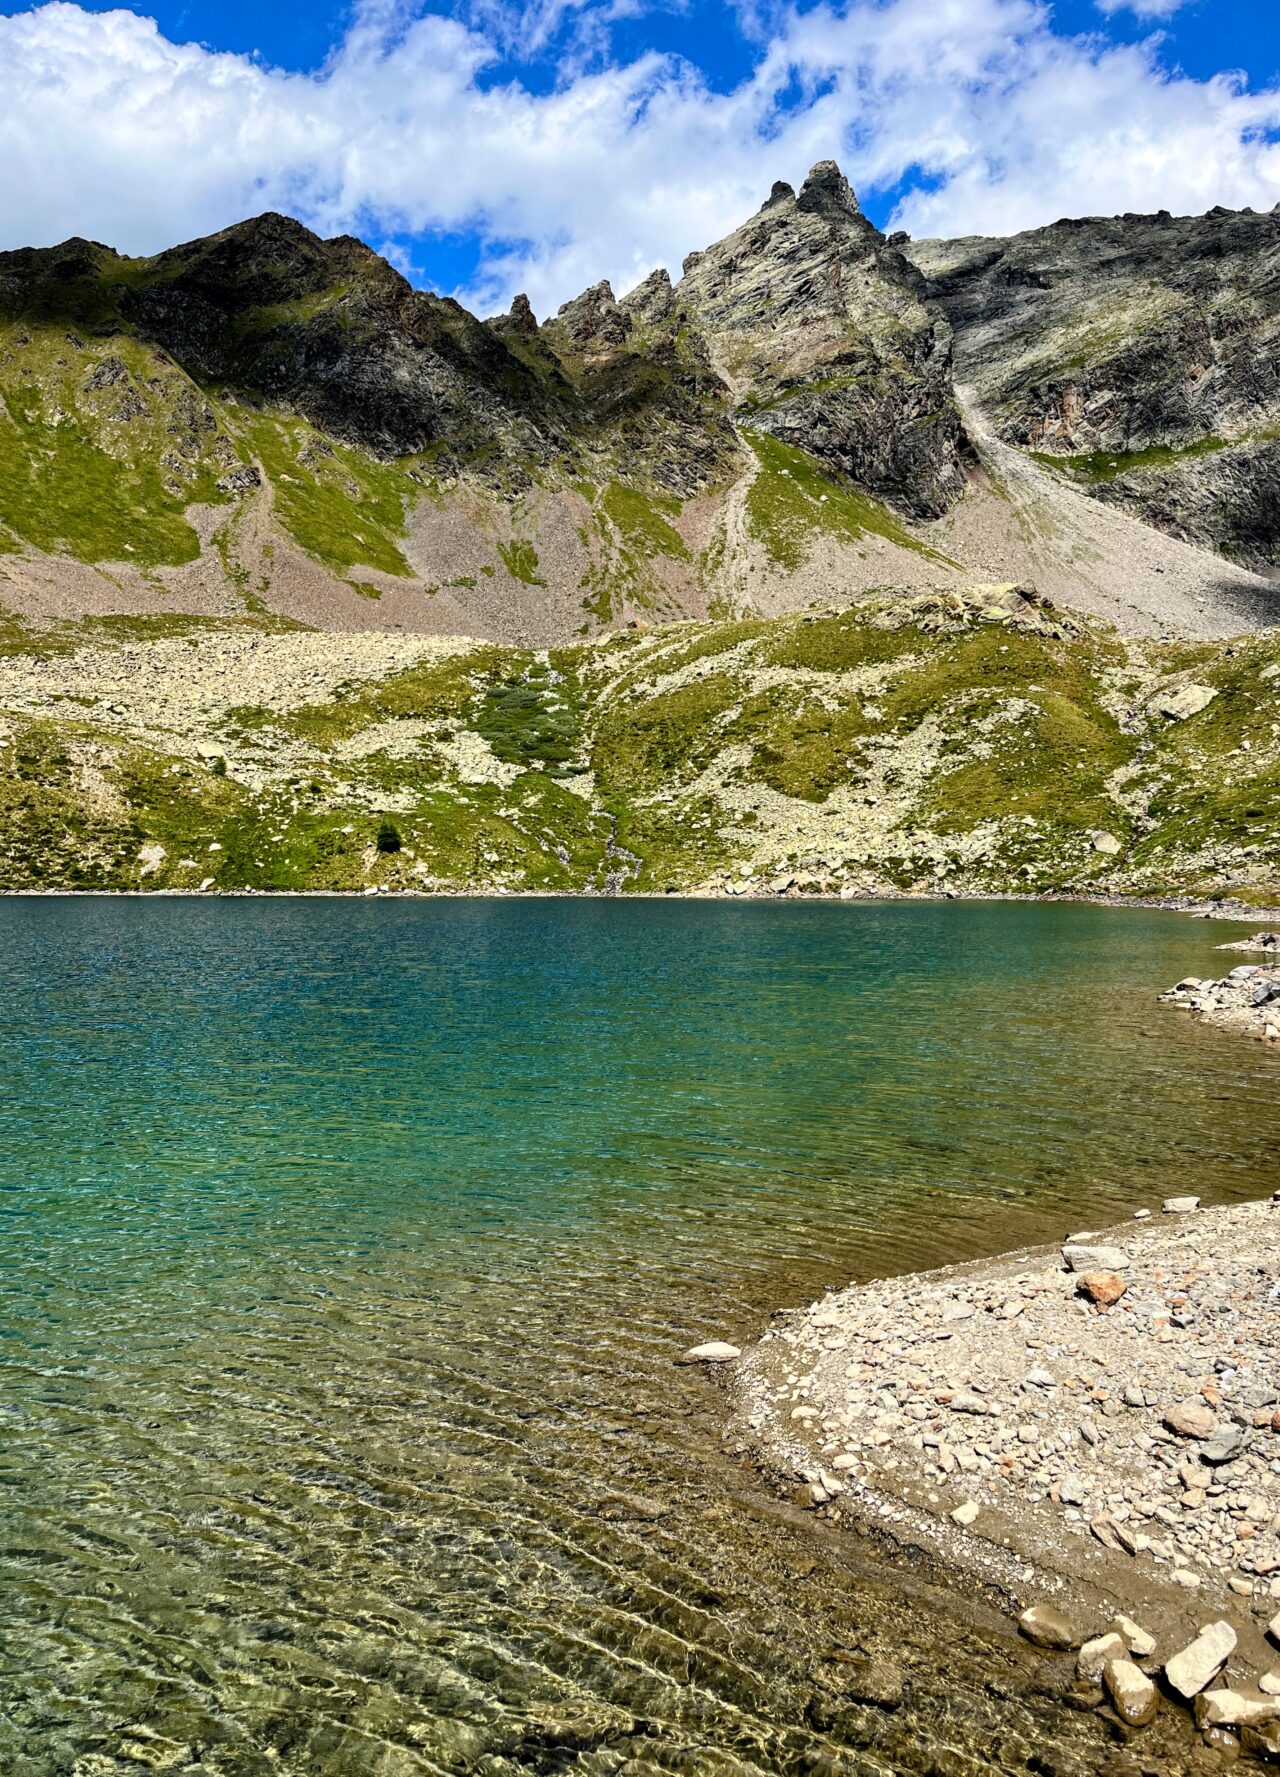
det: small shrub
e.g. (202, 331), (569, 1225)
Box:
(376, 820), (402, 853)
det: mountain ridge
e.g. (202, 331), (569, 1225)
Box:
(1, 170), (1278, 646)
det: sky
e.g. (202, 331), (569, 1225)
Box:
(1, 0), (1278, 319)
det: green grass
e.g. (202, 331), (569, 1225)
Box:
(473, 663), (585, 774)
(1033, 437), (1229, 484)
(761, 608), (927, 675)
(742, 432), (951, 571)
(4, 598), (1280, 900)
(591, 673), (741, 797)
(242, 415), (414, 578)
(498, 538), (545, 585)
(0, 328), (232, 568)
(600, 482), (690, 561)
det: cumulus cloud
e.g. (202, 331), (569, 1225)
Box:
(1, 0), (1277, 317)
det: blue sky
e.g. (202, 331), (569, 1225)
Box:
(1, 0), (1277, 314)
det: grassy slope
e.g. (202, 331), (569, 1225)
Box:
(0, 307), (962, 619)
(0, 592), (1276, 902)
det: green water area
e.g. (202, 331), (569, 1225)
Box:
(3, 899), (1278, 1775)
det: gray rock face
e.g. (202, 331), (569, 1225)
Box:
(907, 206), (1280, 568)
(675, 161), (967, 519)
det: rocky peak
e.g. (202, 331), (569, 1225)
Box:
(796, 160), (861, 220)
(761, 180), (795, 210)
(488, 292), (539, 337)
(546, 279), (632, 354)
(673, 163), (966, 518)
(619, 267), (675, 326)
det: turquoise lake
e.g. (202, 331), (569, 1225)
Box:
(2, 897), (1279, 1776)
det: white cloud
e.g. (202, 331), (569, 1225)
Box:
(1096, 0), (1191, 18)
(0, 0), (1277, 319)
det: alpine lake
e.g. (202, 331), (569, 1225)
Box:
(3, 897), (1278, 1777)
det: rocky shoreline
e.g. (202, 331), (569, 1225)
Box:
(1160, 943), (1280, 1045)
(727, 1185), (1280, 1760)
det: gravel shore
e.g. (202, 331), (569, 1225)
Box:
(732, 1191), (1280, 1752)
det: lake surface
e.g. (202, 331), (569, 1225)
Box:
(3, 898), (1279, 1777)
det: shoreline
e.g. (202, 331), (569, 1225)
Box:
(727, 1182), (1280, 1752)
(3, 884), (1280, 921)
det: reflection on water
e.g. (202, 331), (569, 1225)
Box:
(2, 898), (1278, 1775)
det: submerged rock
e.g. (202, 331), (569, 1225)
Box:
(677, 1340), (741, 1365)
(1104, 1657), (1159, 1727)
(1018, 1604), (1079, 1650)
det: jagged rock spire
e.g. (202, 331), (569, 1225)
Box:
(508, 293), (538, 334)
(549, 279), (632, 350)
(796, 160), (861, 219)
(620, 266), (674, 325)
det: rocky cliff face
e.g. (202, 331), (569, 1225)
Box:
(0, 165), (963, 520)
(676, 162), (966, 519)
(907, 207), (1280, 569)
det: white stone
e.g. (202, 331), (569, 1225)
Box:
(1156, 683), (1217, 722)
(1077, 1632), (1128, 1685)
(1062, 1244), (1129, 1272)
(1112, 1614), (1157, 1659)
(677, 1341), (741, 1365)
(1196, 1688), (1280, 1729)
(1162, 1196), (1201, 1214)
(1165, 1621), (1237, 1699)
(951, 1500), (980, 1527)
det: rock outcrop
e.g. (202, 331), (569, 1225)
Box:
(907, 206), (1280, 568)
(676, 161), (967, 518)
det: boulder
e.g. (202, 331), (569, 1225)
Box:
(1241, 1721), (1280, 1762)
(1104, 1657), (1159, 1727)
(1062, 1244), (1129, 1273)
(1202, 1425), (1247, 1464)
(1164, 1620), (1237, 1700)
(1018, 1604), (1079, 1650)
(1195, 1688), (1280, 1730)
(1077, 1270), (1127, 1307)
(1156, 683), (1218, 721)
(1162, 1195), (1201, 1213)
(1164, 1401), (1218, 1439)
(677, 1341), (741, 1365)
(1078, 1632), (1128, 1684)
(1112, 1615), (1157, 1659)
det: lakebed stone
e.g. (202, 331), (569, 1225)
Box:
(1077, 1631), (1127, 1684)
(678, 1341), (741, 1365)
(1019, 1604), (1079, 1650)
(1104, 1658), (1159, 1727)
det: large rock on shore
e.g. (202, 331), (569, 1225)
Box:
(1165, 1621), (1237, 1700)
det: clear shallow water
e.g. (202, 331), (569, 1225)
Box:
(2, 897), (1279, 1777)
